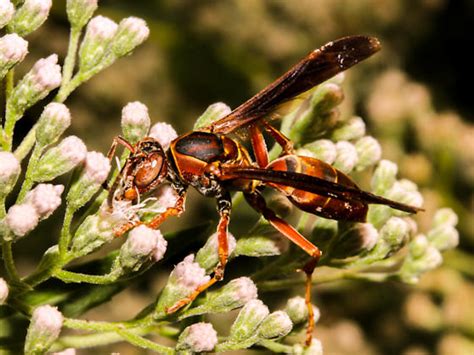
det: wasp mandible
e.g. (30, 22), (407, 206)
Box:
(106, 36), (422, 345)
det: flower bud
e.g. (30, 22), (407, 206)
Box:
(371, 160), (397, 195)
(300, 139), (337, 164)
(121, 101), (151, 144)
(0, 151), (20, 197)
(258, 311), (293, 339)
(427, 225), (459, 251)
(195, 231), (237, 272)
(32, 136), (87, 182)
(66, 151), (110, 210)
(410, 234), (429, 259)
(229, 299), (269, 341)
(8, 0), (52, 36)
(25, 183), (64, 219)
(298, 338), (324, 355)
(331, 116), (366, 141)
(118, 225), (166, 272)
(66, 0), (97, 29)
(36, 103), (71, 146)
(399, 239), (443, 284)
(154, 254), (210, 317)
(149, 122), (177, 151)
(78, 15), (118, 71)
(386, 181), (423, 217)
(176, 322), (218, 353)
(195, 277), (258, 315)
(51, 348), (76, 355)
(0, 34), (28, 79)
(0, 278), (8, 304)
(331, 222), (378, 259)
(194, 102), (232, 130)
(370, 217), (409, 260)
(0, 0), (14, 29)
(5, 203), (39, 240)
(141, 184), (179, 221)
(24, 305), (63, 354)
(354, 136), (382, 171)
(234, 235), (283, 257)
(285, 296), (320, 325)
(110, 17), (149, 58)
(8, 54), (61, 119)
(333, 141), (358, 174)
(433, 208), (458, 228)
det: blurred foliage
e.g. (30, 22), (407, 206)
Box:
(7, 0), (473, 354)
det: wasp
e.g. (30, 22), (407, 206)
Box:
(106, 36), (422, 345)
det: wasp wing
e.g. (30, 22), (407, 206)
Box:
(208, 35), (381, 134)
(220, 166), (422, 214)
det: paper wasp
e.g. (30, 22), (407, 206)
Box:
(106, 36), (422, 345)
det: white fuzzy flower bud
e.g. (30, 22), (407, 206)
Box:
(285, 296), (309, 325)
(355, 136), (382, 171)
(332, 222), (379, 258)
(33, 136), (87, 182)
(25, 184), (64, 219)
(149, 122), (177, 151)
(368, 217), (410, 260)
(8, 54), (61, 119)
(155, 254), (210, 317)
(5, 203), (39, 239)
(301, 139), (337, 164)
(0, 151), (20, 197)
(121, 101), (151, 143)
(400, 237), (443, 284)
(333, 141), (358, 173)
(66, 0), (98, 29)
(24, 305), (63, 354)
(258, 311), (293, 339)
(387, 181), (424, 216)
(66, 151), (111, 210)
(176, 322), (218, 353)
(0, 34), (28, 78)
(119, 225), (164, 272)
(0, 0), (14, 29)
(51, 348), (76, 355)
(229, 299), (270, 342)
(427, 225), (459, 252)
(433, 208), (458, 228)
(153, 184), (179, 211)
(78, 15), (118, 71)
(371, 159), (398, 195)
(194, 102), (232, 129)
(111, 17), (149, 58)
(332, 116), (366, 141)
(36, 103), (71, 146)
(8, 0), (52, 36)
(195, 231), (237, 272)
(0, 278), (8, 304)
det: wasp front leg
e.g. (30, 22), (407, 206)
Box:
(103, 136), (136, 191)
(245, 191), (320, 345)
(166, 192), (232, 314)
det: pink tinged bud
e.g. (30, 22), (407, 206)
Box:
(31, 54), (62, 92)
(0, 0), (14, 29)
(0, 151), (20, 185)
(177, 322), (218, 353)
(59, 136), (87, 165)
(195, 231), (236, 271)
(26, 183), (64, 219)
(66, 0), (98, 29)
(126, 225), (160, 255)
(258, 310), (293, 339)
(111, 17), (149, 57)
(5, 203), (39, 238)
(0, 34), (28, 67)
(149, 122), (178, 151)
(36, 102), (72, 145)
(87, 15), (118, 40)
(153, 184), (179, 211)
(0, 278), (8, 304)
(51, 349), (76, 355)
(8, 0), (52, 36)
(172, 254), (210, 290)
(84, 151), (111, 184)
(121, 101), (151, 143)
(25, 305), (63, 354)
(229, 276), (258, 302)
(152, 229), (168, 262)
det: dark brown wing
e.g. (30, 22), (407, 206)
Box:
(220, 166), (422, 214)
(208, 35), (381, 134)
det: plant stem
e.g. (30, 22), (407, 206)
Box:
(61, 27), (82, 89)
(54, 269), (120, 284)
(14, 123), (38, 162)
(116, 329), (174, 354)
(1, 241), (22, 283)
(5, 69), (14, 100)
(58, 206), (75, 258)
(16, 143), (43, 202)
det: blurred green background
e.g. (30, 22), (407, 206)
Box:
(9, 0), (473, 354)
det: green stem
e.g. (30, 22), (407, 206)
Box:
(116, 330), (174, 354)
(61, 27), (82, 90)
(55, 73), (83, 103)
(58, 206), (75, 258)
(258, 339), (294, 353)
(54, 269), (120, 284)
(1, 241), (22, 283)
(5, 69), (14, 100)
(14, 124), (38, 162)
(16, 143), (43, 202)
(2, 71), (17, 151)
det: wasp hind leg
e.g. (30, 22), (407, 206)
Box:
(166, 192), (232, 314)
(245, 191), (320, 346)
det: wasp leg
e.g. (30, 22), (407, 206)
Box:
(262, 121), (295, 155)
(112, 188), (187, 237)
(166, 193), (231, 314)
(103, 136), (135, 190)
(245, 191), (320, 345)
(249, 124), (269, 168)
